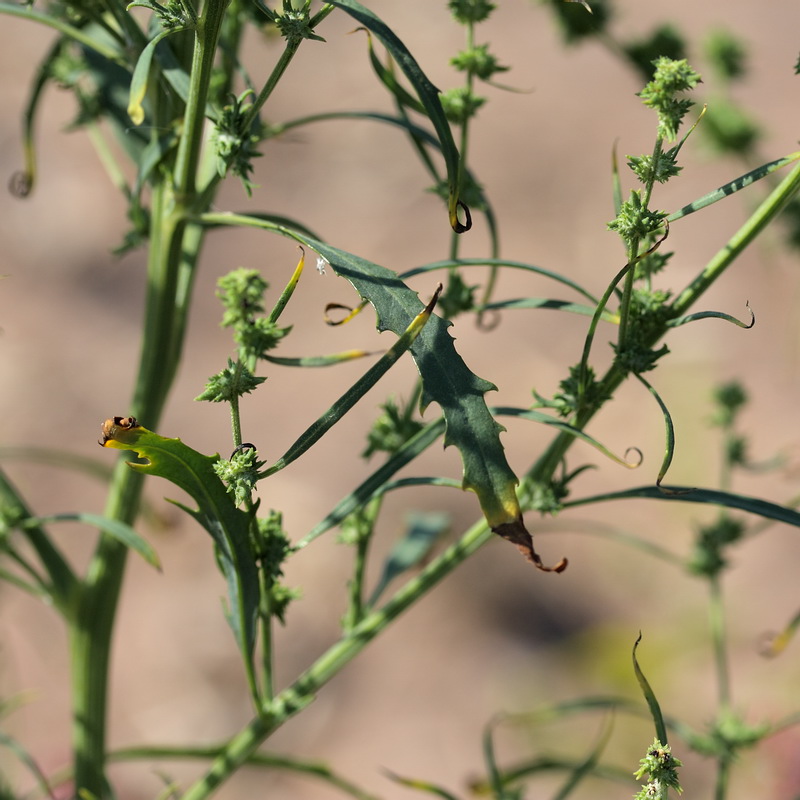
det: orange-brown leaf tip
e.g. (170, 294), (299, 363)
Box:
(99, 416), (140, 447)
(492, 517), (568, 573)
(425, 283), (443, 314)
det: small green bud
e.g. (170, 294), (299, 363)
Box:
(213, 446), (263, 507)
(217, 268), (268, 327)
(638, 57), (701, 141)
(448, 0), (496, 24)
(633, 739), (683, 799)
(627, 146), (682, 185)
(450, 44), (508, 80)
(363, 399), (424, 459)
(439, 86), (486, 124)
(195, 359), (266, 403)
(607, 190), (667, 242)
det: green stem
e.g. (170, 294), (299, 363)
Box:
(180, 514), (494, 800)
(69, 3), (231, 789)
(617, 136), (662, 349)
(709, 575), (731, 713)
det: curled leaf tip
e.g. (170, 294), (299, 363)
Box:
(493, 517), (568, 573)
(451, 199), (472, 234)
(324, 299), (367, 325)
(744, 300), (755, 328)
(624, 446), (644, 468)
(8, 171), (33, 198)
(99, 416), (141, 447)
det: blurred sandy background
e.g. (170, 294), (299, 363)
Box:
(1, 1), (800, 797)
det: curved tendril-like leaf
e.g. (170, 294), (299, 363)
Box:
(13, 36), (69, 197)
(634, 374), (675, 486)
(493, 407), (641, 469)
(300, 418), (447, 548)
(400, 258), (600, 305)
(270, 111), (496, 240)
(324, 300), (368, 326)
(668, 301), (755, 329)
(199, 212), (562, 568)
(263, 350), (373, 368)
(99, 420), (259, 691)
(668, 151), (800, 222)
(0, 3), (125, 64)
(24, 512), (160, 569)
(632, 633), (669, 746)
(128, 27), (187, 125)
(326, 0), (469, 233)
(579, 224), (670, 388)
(564, 485), (800, 530)
(483, 297), (619, 321)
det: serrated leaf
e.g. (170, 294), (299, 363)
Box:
(100, 420), (259, 683)
(308, 239), (557, 567)
(199, 213), (563, 569)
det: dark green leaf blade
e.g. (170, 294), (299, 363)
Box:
(101, 422), (259, 684)
(565, 484), (800, 528)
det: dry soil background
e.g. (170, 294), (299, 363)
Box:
(1, 1), (800, 798)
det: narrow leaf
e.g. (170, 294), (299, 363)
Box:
(128, 28), (184, 125)
(263, 349), (373, 367)
(368, 511), (450, 606)
(632, 633), (668, 745)
(383, 769), (460, 800)
(668, 302), (754, 329)
(565, 485), (800, 528)
(300, 418), (446, 547)
(399, 258), (600, 305)
(24, 512), (160, 569)
(634, 375), (675, 486)
(264, 285), (441, 475)
(668, 151), (800, 221)
(327, 0), (470, 232)
(484, 297), (618, 321)
(494, 407), (640, 469)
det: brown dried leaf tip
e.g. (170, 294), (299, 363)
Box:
(493, 518), (568, 573)
(99, 416), (138, 446)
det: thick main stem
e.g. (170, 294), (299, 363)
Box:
(69, 1), (230, 793)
